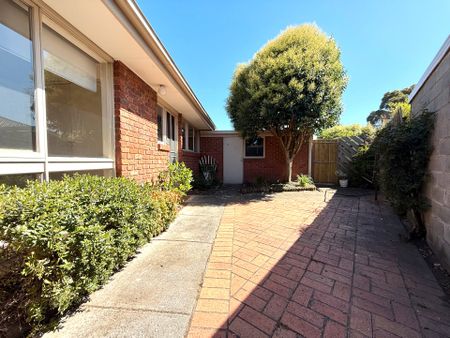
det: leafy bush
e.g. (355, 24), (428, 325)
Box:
(158, 162), (192, 196)
(319, 124), (375, 140)
(296, 174), (314, 187)
(372, 112), (435, 230)
(349, 144), (376, 187)
(0, 174), (183, 335)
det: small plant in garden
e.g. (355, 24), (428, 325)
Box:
(158, 161), (192, 196)
(296, 174), (314, 187)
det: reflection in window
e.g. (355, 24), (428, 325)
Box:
(188, 125), (194, 151)
(43, 24), (104, 157)
(157, 105), (163, 141)
(245, 137), (264, 157)
(0, 0), (36, 151)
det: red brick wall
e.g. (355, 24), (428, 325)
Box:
(199, 135), (309, 183)
(244, 136), (308, 183)
(182, 151), (201, 177)
(113, 61), (170, 183)
(200, 137), (224, 181)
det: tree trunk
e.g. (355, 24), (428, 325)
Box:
(286, 154), (294, 182)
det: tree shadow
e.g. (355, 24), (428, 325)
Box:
(190, 188), (449, 337)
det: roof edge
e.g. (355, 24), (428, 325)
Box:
(409, 35), (450, 102)
(110, 0), (216, 130)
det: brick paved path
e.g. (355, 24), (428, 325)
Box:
(187, 190), (450, 338)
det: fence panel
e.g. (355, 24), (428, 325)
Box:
(312, 140), (338, 184)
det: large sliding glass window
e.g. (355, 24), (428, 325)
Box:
(0, 0), (113, 182)
(0, 0), (35, 151)
(43, 24), (105, 158)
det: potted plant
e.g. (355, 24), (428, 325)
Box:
(336, 170), (348, 188)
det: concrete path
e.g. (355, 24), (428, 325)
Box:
(45, 194), (228, 338)
(187, 190), (450, 338)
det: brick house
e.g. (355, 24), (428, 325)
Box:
(0, 0), (309, 185)
(409, 35), (450, 270)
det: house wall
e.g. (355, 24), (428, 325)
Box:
(113, 61), (170, 183)
(411, 49), (450, 270)
(244, 136), (309, 183)
(199, 135), (309, 183)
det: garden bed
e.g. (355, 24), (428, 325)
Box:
(241, 182), (316, 194)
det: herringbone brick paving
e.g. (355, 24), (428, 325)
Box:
(187, 190), (450, 337)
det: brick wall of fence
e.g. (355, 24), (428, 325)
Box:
(411, 48), (450, 271)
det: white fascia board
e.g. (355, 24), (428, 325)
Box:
(409, 35), (450, 102)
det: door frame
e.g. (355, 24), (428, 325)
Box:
(223, 136), (244, 184)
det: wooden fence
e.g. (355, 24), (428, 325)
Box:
(312, 136), (367, 184)
(312, 140), (338, 184)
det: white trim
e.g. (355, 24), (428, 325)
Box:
(243, 136), (265, 159)
(201, 130), (240, 137)
(0, 162), (44, 175)
(47, 161), (113, 172)
(409, 35), (450, 102)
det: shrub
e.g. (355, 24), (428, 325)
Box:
(372, 111), (435, 231)
(319, 124), (375, 140)
(158, 162), (192, 196)
(349, 144), (376, 187)
(296, 174), (314, 187)
(0, 174), (183, 335)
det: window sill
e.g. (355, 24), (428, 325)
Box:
(183, 149), (199, 154)
(158, 143), (171, 152)
(244, 156), (265, 159)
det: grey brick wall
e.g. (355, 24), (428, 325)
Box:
(411, 49), (450, 271)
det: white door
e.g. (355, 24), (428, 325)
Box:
(223, 136), (243, 184)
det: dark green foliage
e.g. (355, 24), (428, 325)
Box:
(349, 145), (376, 187)
(0, 171), (188, 334)
(367, 85), (414, 127)
(373, 112), (435, 224)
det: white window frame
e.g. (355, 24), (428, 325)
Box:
(183, 122), (199, 153)
(244, 136), (265, 159)
(0, 0), (115, 180)
(157, 105), (178, 146)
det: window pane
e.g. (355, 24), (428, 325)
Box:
(43, 25), (105, 158)
(0, 173), (40, 187)
(188, 126), (194, 151)
(171, 115), (175, 141)
(157, 105), (163, 141)
(0, 0), (36, 151)
(245, 137), (264, 157)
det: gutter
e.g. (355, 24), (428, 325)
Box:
(409, 35), (450, 102)
(106, 0), (216, 130)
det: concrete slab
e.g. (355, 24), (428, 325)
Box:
(43, 195), (226, 338)
(87, 240), (211, 314)
(156, 215), (220, 243)
(45, 307), (190, 338)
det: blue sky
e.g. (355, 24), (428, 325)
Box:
(138, 0), (449, 130)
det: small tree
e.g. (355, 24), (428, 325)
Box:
(227, 24), (347, 181)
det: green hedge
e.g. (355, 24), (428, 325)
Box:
(0, 164), (192, 335)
